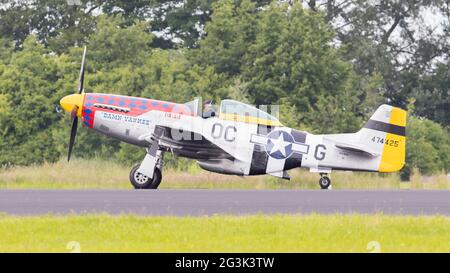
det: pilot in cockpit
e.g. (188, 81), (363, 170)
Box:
(202, 99), (217, 118)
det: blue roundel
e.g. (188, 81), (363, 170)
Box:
(265, 130), (294, 159)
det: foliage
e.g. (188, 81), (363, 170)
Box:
(404, 116), (450, 176)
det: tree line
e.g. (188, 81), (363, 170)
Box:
(0, 0), (448, 179)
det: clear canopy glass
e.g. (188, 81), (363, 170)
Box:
(219, 99), (280, 124)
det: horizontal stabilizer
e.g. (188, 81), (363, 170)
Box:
(334, 142), (380, 157)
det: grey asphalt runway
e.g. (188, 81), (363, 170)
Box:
(0, 189), (449, 216)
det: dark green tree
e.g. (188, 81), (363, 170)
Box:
(192, 0), (382, 132)
(306, 0), (449, 119)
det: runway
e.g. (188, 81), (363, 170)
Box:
(0, 189), (449, 216)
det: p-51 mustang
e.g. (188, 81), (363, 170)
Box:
(60, 48), (406, 189)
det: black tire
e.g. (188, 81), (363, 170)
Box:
(319, 176), (331, 190)
(129, 164), (162, 189)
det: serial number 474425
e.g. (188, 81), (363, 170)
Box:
(371, 136), (399, 147)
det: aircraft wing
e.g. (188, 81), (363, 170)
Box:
(140, 126), (235, 160)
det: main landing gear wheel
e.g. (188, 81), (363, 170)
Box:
(129, 164), (162, 189)
(319, 175), (331, 190)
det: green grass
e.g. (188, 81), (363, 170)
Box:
(0, 214), (449, 252)
(0, 158), (449, 190)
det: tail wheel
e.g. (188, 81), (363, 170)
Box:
(319, 176), (331, 190)
(129, 164), (162, 189)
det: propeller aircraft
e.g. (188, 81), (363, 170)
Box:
(60, 48), (406, 189)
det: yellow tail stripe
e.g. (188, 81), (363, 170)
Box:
(389, 107), (407, 127)
(378, 107), (406, 172)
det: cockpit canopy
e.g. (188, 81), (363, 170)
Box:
(184, 98), (282, 126)
(219, 99), (281, 126)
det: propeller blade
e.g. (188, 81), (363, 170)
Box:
(67, 46), (86, 161)
(77, 46), (87, 94)
(68, 116), (78, 162)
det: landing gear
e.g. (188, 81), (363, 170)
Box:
(129, 164), (162, 189)
(319, 174), (331, 190)
(130, 150), (165, 189)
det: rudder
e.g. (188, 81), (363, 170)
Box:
(360, 105), (406, 172)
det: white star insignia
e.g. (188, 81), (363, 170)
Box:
(250, 130), (310, 160)
(269, 133), (291, 157)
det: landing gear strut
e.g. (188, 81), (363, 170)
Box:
(319, 173), (331, 190)
(129, 150), (164, 189)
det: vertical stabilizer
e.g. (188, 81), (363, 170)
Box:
(359, 105), (406, 172)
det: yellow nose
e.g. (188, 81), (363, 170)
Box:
(60, 94), (85, 117)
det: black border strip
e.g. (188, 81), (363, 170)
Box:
(1, 253), (437, 272)
(284, 130), (307, 170)
(249, 125), (273, 175)
(363, 119), (405, 136)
